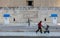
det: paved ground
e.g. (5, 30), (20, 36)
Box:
(0, 36), (60, 38)
(0, 24), (60, 37)
(0, 32), (60, 36)
(0, 25), (60, 32)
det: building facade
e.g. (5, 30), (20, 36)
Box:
(0, 0), (60, 25)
